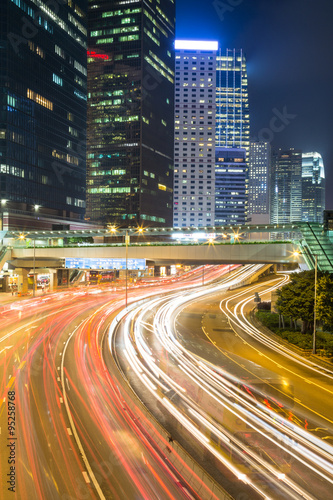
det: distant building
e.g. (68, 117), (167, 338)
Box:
(0, 0), (88, 230)
(215, 147), (247, 225)
(86, 0), (175, 227)
(302, 152), (325, 222)
(270, 148), (302, 225)
(173, 40), (218, 228)
(248, 141), (271, 224)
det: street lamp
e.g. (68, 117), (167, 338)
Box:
(313, 254), (318, 355)
(125, 230), (130, 309)
(32, 238), (36, 297)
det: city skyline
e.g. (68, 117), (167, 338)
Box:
(176, 0), (333, 208)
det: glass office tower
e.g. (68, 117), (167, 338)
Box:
(302, 152), (325, 222)
(215, 147), (247, 225)
(0, 0), (88, 225)
(248, 141), (271, 224)
(87, 0), (175, 227)
(214, 48), (249, 225)
(270, 148), (302, 224)
(216, 49), (250, 153)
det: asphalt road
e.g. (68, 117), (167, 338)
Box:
(112, 269), (333, 500)
(0, 267), (232, 500)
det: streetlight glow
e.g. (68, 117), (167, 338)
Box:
(108, 225), (118, 234)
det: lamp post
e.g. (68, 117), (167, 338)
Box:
(33, 238), (36, 297)
(313, 254), (318, 355)
(125, 230), (129, 309)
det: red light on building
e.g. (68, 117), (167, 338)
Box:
(87, 51), (109, 60)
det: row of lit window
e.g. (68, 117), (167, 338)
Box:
(148, 50), (174, 76)
(144, 56), (174, 84)
(27, 89), (53, 110)
(143, 9), (167, 37)
(11, 0), (86, 48)
(102, 8), (142, 18)
(90, 25), (139, 37)
(144, 28), (160, 47)
(176, 56), (214, 60)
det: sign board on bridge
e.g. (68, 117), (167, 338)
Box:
(65, 257), (146, 270)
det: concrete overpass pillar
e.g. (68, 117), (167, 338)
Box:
(15, 268), (29, 295)
(48, 269), (57, 292)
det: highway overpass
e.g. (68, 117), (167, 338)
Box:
(8, 242), (301, 268)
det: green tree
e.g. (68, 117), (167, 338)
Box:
(276, 271), (317, 333)
(316, 274), (333, 332)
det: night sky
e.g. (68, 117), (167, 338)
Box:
(176, 0), (333, 209)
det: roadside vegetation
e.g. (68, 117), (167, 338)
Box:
(255, 270), (333, 357)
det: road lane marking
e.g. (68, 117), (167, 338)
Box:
(0, 345), (13, 354)
(7, 377), (15, 390)
(212, 293), (333, 426)
(18, 361), (26, 370)
(82, 471), (90, 483)
(67, 427), (72, 436)
(61, 322), (106, 500)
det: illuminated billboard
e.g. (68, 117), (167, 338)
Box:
(65, 258), (146, 270)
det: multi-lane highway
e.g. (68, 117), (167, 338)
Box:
(0, 266), (234, 499)
(1, 265), (332, 500)
(111, 267), (333, 500)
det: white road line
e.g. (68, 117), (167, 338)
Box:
(82, 471), (90, 483)
(67, 427), (72, 436)
(0, 346), (13, 354)
(61, 323), (106, 500)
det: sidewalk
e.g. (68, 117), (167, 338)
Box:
(0, 288), (48, 306)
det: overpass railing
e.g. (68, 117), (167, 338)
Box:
(0, 246), (11, 272)
(298, 223), (333, 272)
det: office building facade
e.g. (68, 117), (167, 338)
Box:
(215, 147), (247, 225)
(86, 0), (175, 227)
(270, 148), (302, 225)
(214, 48), (249, 225)
(215, 49), (250, 153)
(0, 0), (88, 229)
(248, 141), (271, 224)
(302, 152), (325, 222)
(173, 40), (217, 228)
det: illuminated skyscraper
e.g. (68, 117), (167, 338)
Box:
(86, 0), (175, 227)
(215, 147), (247, 225)
(0, 0), (88, 229)
(215, 49), (250, 153)
(302, 152), (325, 222)
(270, 148), (302, 225)
(248, 141), (271, 224)
(173, 40), (217, 228)
(214, 49), (249, 225)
